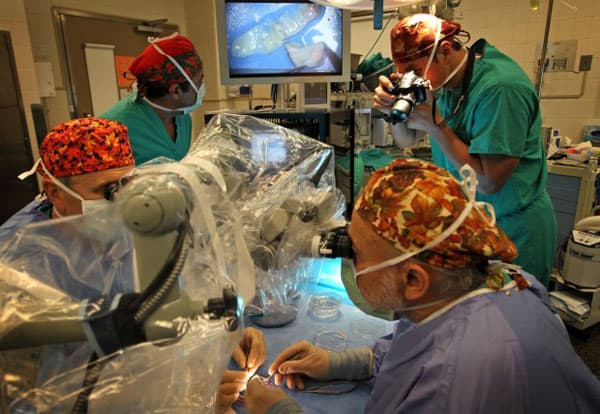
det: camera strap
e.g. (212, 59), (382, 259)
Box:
(433, 47), (476, 128)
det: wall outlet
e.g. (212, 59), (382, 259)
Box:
(579, 55), (593, 72)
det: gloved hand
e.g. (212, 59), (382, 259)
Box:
(232, 327), (267, 374)
(218, 327), (267, 413)
(218, 370), (248, 414)
(373, 73), (401, 111)
(245, 377), (300, 414)
(268, 340), (329, 390)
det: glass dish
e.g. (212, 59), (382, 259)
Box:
(309, 294), (342, 320)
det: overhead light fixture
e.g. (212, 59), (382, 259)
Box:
(136, 18), (168, 34)
(136, 25), (164, 34)
(310, 0), (420, 10)
(311, 0), (421, 29)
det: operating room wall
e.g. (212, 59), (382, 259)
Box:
(351, 0), (600, 142)
(23, 0), (188, 131)
(0, 0), (42, 162)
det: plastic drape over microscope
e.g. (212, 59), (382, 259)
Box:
(0, 113), (345, 412)
(189, 113), (345, 327)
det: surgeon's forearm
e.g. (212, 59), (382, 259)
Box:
(427, 125), (503, 192)
(428, 124), (482, 173)
(389, 122), (419, 148)
(327, 347), (373, 381)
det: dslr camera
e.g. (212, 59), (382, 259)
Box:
(387, 71), (429, 124)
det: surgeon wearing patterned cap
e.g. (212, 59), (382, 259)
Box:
(0, 117), (134, 241)
(102, 33), (204, 165)
(244, 159), (600, 414)
(374, 14), (557, 288)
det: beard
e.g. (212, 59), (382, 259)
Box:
(357, 267), (405, 312)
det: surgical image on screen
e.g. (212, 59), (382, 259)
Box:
(225, 2), (343, 77)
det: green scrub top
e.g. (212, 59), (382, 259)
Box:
(102, 93), (192, 165)
(431, 39), (557, 286)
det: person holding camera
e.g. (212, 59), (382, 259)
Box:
(374, 14), (556, 287)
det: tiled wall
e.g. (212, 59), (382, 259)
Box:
(351, 0), (600, 141)
(0, 0), (42, 161)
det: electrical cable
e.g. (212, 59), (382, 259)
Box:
(360, 61), (395, 83)
(271, 84), (278, 106)
(129, 222), (188, 315)
(134, 240), (189, 323)
(71, 224), (190, 413)
(359, 10), (398, 66)
(70, 353), (108, 414)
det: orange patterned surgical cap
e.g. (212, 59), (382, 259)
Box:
(355, 158), (518, 269)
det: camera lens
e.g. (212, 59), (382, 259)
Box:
(310, 227), (353, 259)
(390, 99), (413, 124)
(329, 232), (353, 258)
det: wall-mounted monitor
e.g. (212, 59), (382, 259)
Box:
(216, 0), (351, 85)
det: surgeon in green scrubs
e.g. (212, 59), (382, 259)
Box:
(374, 14), (556, 286)
(103, 33), (204, 165)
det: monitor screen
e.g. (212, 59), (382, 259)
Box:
(216, 0), (351, 84)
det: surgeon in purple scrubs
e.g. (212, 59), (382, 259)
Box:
(244, 159), (600, 414)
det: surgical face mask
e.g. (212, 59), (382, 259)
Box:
(34, 159), (113, 215)
(181, 82), (205, 114)
(50, 175), (112, 214)
(342, 258), (451, 318)
(422, 20), (468, 92)
(341, 258), (395, 321)
(144, 82), (205, 115)
(143, 35), (205, 115)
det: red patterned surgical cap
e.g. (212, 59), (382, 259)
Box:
(390, 14), (462, 64)
(40, 117), (134, 178)
(129, 34), (203, 88)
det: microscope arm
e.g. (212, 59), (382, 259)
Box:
(0, 173), (240, 353)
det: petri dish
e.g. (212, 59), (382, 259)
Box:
(309, 294), (342, 320)
(311, 328), (347, 351)
(252, 304), (297, 328)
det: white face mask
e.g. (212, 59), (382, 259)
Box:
(181, 82), (205, 115)
(33, 159), (112, 215)
(143, 34), (205, 115)
(422, 18), (468, 91)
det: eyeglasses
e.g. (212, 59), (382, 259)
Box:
(103, 182), (120, 201)
(103, 176), (131, 201)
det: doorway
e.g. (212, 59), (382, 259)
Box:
(0, 31), (37, 224)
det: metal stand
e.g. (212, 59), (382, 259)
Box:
(275, 83), (290, 110)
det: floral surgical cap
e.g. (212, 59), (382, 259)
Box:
(129, 34), (202, 88)
(40, 117), (134, 178)
(355, 159), (518, 269)
(390, 13), (462, 64)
